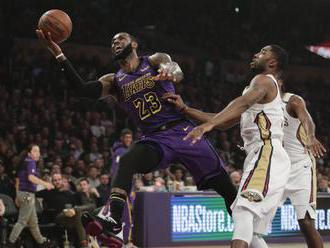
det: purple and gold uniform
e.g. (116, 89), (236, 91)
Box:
(114, 56), (226, 187)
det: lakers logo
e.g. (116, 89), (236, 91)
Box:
(122, 73), (155, 101)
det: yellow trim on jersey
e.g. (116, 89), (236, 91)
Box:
(242, 112), (273, 196)
(309, 152), (317, 205)
(242, 140), (273, 196)
(297, 123), (308, 147)
(255, 111), (271, 140)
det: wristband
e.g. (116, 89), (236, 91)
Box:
(55, 53), (65, 60)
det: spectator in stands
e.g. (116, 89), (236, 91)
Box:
(111, 128), (133, 177)
(72, 160), (87, 179)
(153, 177), (167, 192)
(7, 144), (54, 248)
(88, 143), (102, 162)
(37, 173), (86, 247)
(96, 173), (111, 205)
(58, 178), (100, 247)
(0, 199), (4, 217)
(142, 173), (154, 187)
(173, 168), (186, 192)
(87, 166), (100, 189)
(0, 160), (15, 199)
(318, 175), (330, 193)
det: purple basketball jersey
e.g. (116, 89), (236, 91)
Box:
(114, 56), (183, 133)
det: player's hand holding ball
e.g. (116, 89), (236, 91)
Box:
(36, 9), (72, 59)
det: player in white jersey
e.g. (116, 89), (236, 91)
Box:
(250, 82), (327, 248)
(279, 83), (325, 247)
(164, 44), (290, 248)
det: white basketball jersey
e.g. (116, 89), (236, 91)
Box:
(240, 74), (284, 150)
(282, 93), (311, 163)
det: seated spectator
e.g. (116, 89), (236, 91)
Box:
(36, 173), (86, 246)
(110, 128), (133, 177)
(153, 177), (167, 192)
(142, 173), (154, 187)
(62, 175), (76, 192)
(0, 198), (5, 217)
(173, 168), (186, 192)
(318, 175), (330, 193)
(0, 161), (15, 199)
(96, 173), (111, 205)
(87, 166), (100, 189)
(88, 143), (102, 162)
(72, 160), (86, 179)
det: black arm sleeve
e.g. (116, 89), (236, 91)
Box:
(59, 59), (102, 99)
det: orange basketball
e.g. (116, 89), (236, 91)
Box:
(38, 9), (72, 44)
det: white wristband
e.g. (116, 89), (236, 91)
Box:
(55, 53), (64, 59)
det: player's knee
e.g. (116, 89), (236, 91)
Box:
(298, 216), (314, 230)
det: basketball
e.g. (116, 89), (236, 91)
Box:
(38, 9), (72, 44)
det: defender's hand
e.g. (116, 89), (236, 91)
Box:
(162, 93), (187, 112)
(36, 29), (62, 57)
(183, 123), (214, 144)
(153, 62), (178, 82)
(307, 136), (327, 158)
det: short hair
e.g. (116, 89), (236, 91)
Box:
(79, 177), (89, 184)
(269, 44), (289, 72)
(120, 128), (133, 137)
(129, 34), (138, 43)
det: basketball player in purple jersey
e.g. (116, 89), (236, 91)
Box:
(36, 30), (237, 246)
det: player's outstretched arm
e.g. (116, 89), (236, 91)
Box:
(162, 92), (215, 122)
(288, 95), (326, 157)
(148, 53), (184, 83)
(36, 29), (114, 99)
(184, 75), (271, 144)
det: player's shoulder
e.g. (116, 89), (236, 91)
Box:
(98, 73), (115, 83)
(250, 74), (275, 88)
(284, 92), (305, 107)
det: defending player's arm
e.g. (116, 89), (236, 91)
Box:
(162, 92), (239, 129)
(184, 75), (272, 143)
(35, 29), (114, 99)
(148, 53), (184, 83)
(287, 95), (326, 157)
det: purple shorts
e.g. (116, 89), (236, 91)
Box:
(138, 120), (226, 188)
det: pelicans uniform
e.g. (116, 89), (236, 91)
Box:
(281, 93), (317, 219)
(232, 74), (291, 234)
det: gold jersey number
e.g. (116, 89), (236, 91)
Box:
(133, 92), (162, 120)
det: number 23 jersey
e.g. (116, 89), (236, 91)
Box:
(114, 56), (183, 133)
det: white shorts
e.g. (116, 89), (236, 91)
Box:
(281, 156), (317, 220)
(231, 140), (291, 235)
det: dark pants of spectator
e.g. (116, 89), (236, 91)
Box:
(55, 210), (86, 244)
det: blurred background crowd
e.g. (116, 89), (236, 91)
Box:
(0, 0), (330, 245)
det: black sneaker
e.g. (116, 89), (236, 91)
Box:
(39, 239), (56, 248)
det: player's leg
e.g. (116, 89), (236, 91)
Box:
(250, 234), (268, 248)
(231, 206), (254, 248)
(83, 142), (161, 240)
(298, 212), (323, 248)
(291, 158), (322, 248)
(177, 131), (237, 215)
(201, 173), (237, 215)
(109, 142), (161, 225)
